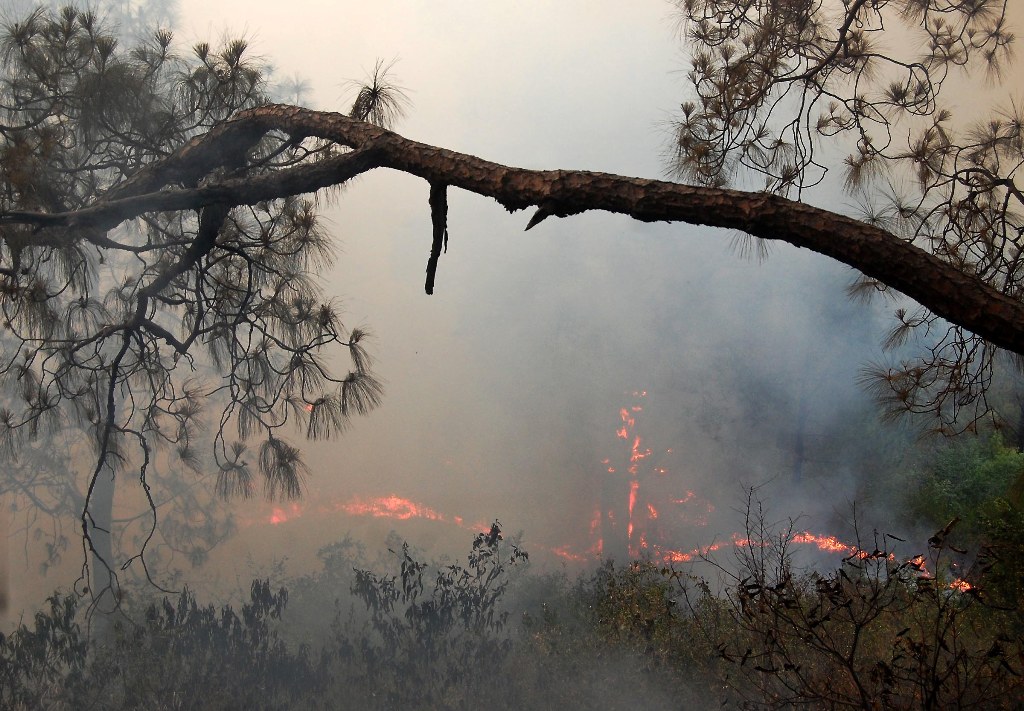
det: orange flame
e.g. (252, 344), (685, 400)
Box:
(550, 545), (589, 562)
(792, 532), (860, 555)
(266, 391), (981, 592)
(654, 531), (902, 566)
(260, 493), (488, 532)
(268, 502), (303, 525)
(340, 495), (446, 521)
(950, 578), (973, 593)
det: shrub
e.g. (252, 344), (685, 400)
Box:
(333, 522), (529, 709)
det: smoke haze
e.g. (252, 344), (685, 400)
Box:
(2, 0), (932, 615)
(174, 1), (901, 571)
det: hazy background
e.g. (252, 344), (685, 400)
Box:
(175, 0), (896, 568)
(4, 0), (926, 613)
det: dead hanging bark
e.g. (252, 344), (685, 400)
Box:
(425, 181), (448, 295)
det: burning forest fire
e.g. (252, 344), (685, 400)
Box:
(340, 495), (448, 522)
(597, 390), (716, 560)
(268, 503), (303, 525)
(249, 391), (975, 592)
(260, 494), (482, 532)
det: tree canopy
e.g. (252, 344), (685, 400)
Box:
(0, 1), (1019, 609)
(669, 0), (1021, 430)
(0, 6), (388, 613)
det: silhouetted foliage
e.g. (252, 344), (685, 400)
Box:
(0, 593), (87, 709)
(672, 505), (1024, 708)
(671, 0), (1020, 433)
(5, 518), (1024, 709)
(101, 580), (322, 710)
(1, 527), (529, 710)
(340, 522), (528, 709)
(0, 5), (394, 612)
(0, 581), (317, 710)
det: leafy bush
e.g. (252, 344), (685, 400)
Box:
(520, 560), (708, 709)
(675, 515), (1024, 709)
(100, 580), (322, 710)
(2, 525), (531, 710)
(0, 593), (87, 710)
(906, 433), (1024, 613)
(521, 506), (1024, 709)
(333, 522), (529, 709)
(0, 581), (324, 710)
(909, 434), (1024, 533)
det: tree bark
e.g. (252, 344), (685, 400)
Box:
(4, 103), (1024, 355)
(88, 468), (117, 645)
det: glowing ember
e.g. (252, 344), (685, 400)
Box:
(909, 554), (928, 572)
(593, 391), (720, 559)
(616, 408), (633, 439)
(651, 531), (898, 566)
(627, 470), (639, 545)
(258, 493), (487, 532)
(587, 392), (906, 566)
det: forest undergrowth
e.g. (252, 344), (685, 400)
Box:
(4, 437), (1024, 710)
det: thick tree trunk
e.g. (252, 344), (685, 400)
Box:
(87, 469), (117, 645)
(5, 104), (1024, 355)
(0, 497), (7, 616)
